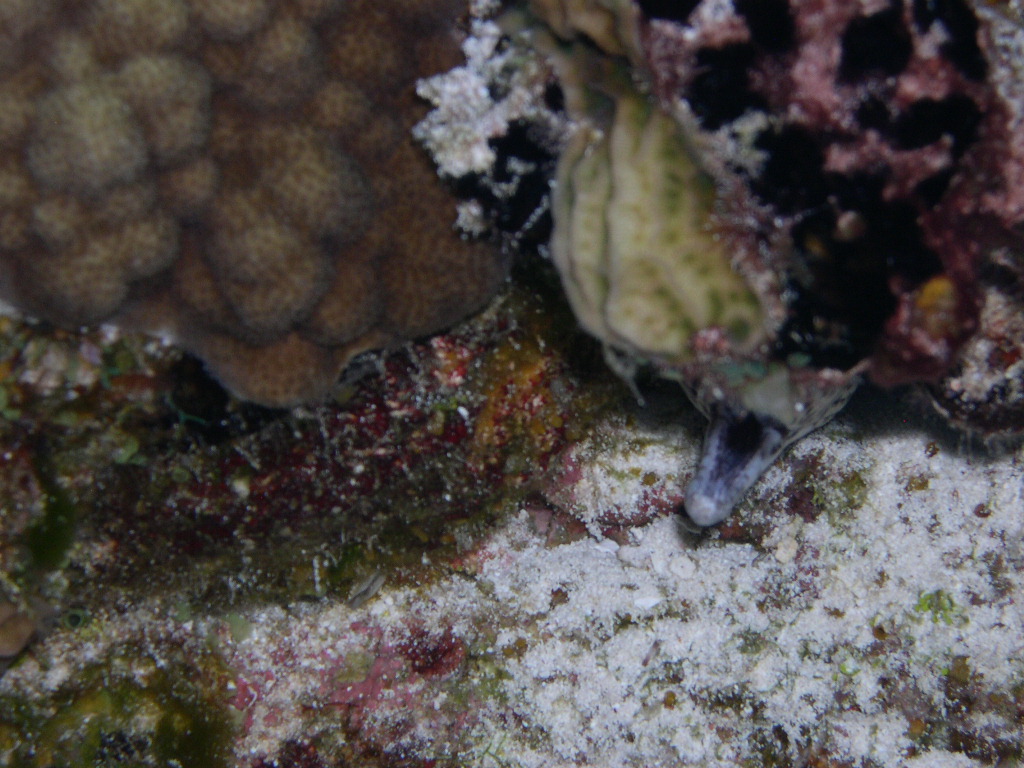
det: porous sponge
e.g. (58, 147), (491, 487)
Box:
(0, 0), (504, 406)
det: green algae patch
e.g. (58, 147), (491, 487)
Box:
(915, 589), (968, 627)
(835, 470), (869, 513)
(2, 658), (235, 768)
(22, 459), (76, 574)
(777, 448), (872, 529)
(904, 473), (931, 492)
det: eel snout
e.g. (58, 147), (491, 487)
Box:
(682, 408), (789, 528)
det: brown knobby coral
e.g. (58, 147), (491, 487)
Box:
(0, 0), (505, 406)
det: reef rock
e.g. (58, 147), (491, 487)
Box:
(422, 0), (1024, 525)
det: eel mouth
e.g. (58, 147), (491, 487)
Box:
(681, 406), (789, 528)
(679, 362), (861, 526)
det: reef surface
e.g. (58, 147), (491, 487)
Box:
(0, 305), (1021, 766)
(0, 1), (1022, 766)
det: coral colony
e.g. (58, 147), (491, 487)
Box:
(422, 0), (1024, 525)
(0, 0), (504, 406)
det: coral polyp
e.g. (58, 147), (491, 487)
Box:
(428, 0), (1024, 525)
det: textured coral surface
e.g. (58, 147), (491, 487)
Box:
(636, 0), (1024, 389)
(0, 0), (505, 405)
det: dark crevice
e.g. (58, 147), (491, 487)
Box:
(912, 0), (987, 80)
(767, 169), (944, 368)
(164, 356), (285, 445)
(543, 81), (565, 113)
(636, 0), (701, 23)
(892, 95), (982, 157)
(686, 43), (766, 129)
(838, 1), (913, 83)
(450, 120), (556, 249)
(490, 121), (554, 180)
(779, 211), (894, 368)
(855, 96), (893, 131)
(734, 0), (796, 53)
(750, 125), (829, 214)
(914, 168), (956, 205)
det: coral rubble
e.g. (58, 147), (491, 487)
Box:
(0, 0), (506, 406)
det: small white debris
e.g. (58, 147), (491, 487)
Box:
(633, 595), (662, 610)
(230, 475), (251, 499)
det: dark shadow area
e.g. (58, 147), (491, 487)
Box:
(830, 380), (1021, 460)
